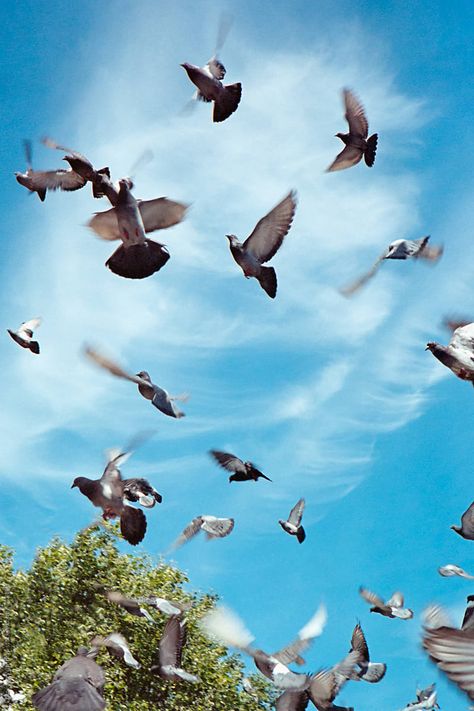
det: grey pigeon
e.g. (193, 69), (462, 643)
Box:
(326, 88), (378, 172)
(341, 236), (443, 296)
(426, 322), (474, 386)
(122, 478), (162, 507)
(226, 191), (297, 298)
(359, 588), (413, 619)
(399, 683), (439, 711)
(451, 500), (474, 539)
(349, 623), (386, 682)
(84, 346), (187, 418)
(439, 563), (474, 579)
(279, 498), (306, 543)
(15, 139), (86, 201)
(32, 646), (105, 711)
(88, 179), (188, 279)
(7, 317), (41, 354)
(71, 449), (147, 546)
(170, 515), (234, 551)
(90, 633), (140, 668)
(151, 616), (199, 682)
(210, 449), (272, 482)
(105, 590), (155, 623)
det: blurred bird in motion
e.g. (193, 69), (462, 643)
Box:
(326, 89), (378, 172)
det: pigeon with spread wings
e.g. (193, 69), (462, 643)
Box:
(426, 322), (474, 386)
(170, 515), (234, 551)
(451, 500), (474, 540)
(15, 139), (86, 201)
(349, 623), (386, 682)
(279, 498), (306, 543)
(84, 346), (187, 418)
(359, 587), (413, 619)
(90, 633), (140, 668)
(326, 88), (378, 172)
(226, 190), (297, 298)
(439, 563), (474, 578)
(151, 616), (199, 682)
(210, 449), (272, 482)
(7, 317), (41, 354)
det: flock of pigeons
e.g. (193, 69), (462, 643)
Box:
(7, 15), (474, 711)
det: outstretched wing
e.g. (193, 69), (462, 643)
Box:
(423, 626), (474, 700)
(243, 191), (297, 264)
(138, 198), (189, 233)
(386, 591), (404, 608)
(359, 587), (385, 609)
(159, 616), (187, 667)
(339, 253), (385, 296)
(84, 346), (146, 386)
(326, 143), (363, 173)
(171, 516), (204, 550)
(343, 88), (369, 138)
(18, 317), (42, 336)
(350, 623), (369, 663)
(210, 450), (245, 473)
(201, 517), (234, 539)
(288, 498), (305, 527)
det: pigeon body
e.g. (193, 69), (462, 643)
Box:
(226, 191), (297, 298)
(7, 317), (41, 354)
(171, 515), (234, 550)
(349, 623), (386, 683)
(210, 449), (272, 483)
(181, 62), (241, 122)
(279, 498), (306, 543)
(427, 322), (474, 385)
(326, 89), (378, 172)
(152, 616), (199, 682)
(32, 647), (105, 711)
(439, 563), (474, 578)
(359, 588), (413, 619)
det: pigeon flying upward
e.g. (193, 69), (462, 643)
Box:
(170, 515), (234, 550)
(349, 623), (386, 683)
(152, 616), (199, 682)
(279, 498), (306, 543)
(84, 346), (187, 418)
(7, 317), (41, 354)
(341, 236), (443, 296)
(90, 633), (140, 668)
(451, 500), (474, 539)
(426, 322), (474, 386)
(326, 88), (378, 172)
(226, 191), (297, 298)
(15, 139), (86, 201)
(359, 588), (413, 619)
(439, 563), (474, 579)
(210, 449), (272, 482)
(32, 646), (105, 711)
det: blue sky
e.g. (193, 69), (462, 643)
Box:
(1, 0), (474, 708)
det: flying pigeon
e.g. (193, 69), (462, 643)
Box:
(422, 597), (474, 701)
(15, 139), (86, 201)
(170, 515), (234, 551)
(451, 501), (474, 540)
(279, 498), (306, 543)
(226, 191), (297, 298)
(151, 616), (200, 682)
(340, 236), (443, 296)
(90, 633), (140, 668)
(32, 646), (105, 711)
(349, 623), (386, 682)
(399, 683), (439, 711)
(7, 317), (41, 354)
(439, 563), (474, 579)
(359, 588), (413, 619)
(136, 596), (192, 617)
(426, 322), (474, 386)
(71, 449), (148, 545)
(326, 88), (378, 172)
(105, 590), (155, 623)
(84, 346), (188, 418)
(122, 478), (162, 507)
(209, 449), (272, 482)
(88, 179), (188, 279)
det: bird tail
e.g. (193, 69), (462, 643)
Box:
(29, 340), (40, 355)
(364, 133), (378, 167)
(213, 82), (242, 123)
(120, 507), (147, 546)
(32, 679), (105, 711)
(257, 266), (277, 298)
(359, 662), (387, 683)
(296, 526), (306, 544)
(106, 239), (170, 279)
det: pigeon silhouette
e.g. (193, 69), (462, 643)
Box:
(151, 616), (200, 682)
(359, 588), (413, 619)
(426, 322), (474, 386)
(226, 191), (297, 298)
(451, 500), (474, 539)
(210, 449), (272, 482)
(279, 498), (306, 543)
(326, 88), (378, 172)
(7, 317), (41, 354)
(15, 139), (86, 201)
(170, 515), (234, 550)
(439, 563), (474, 579)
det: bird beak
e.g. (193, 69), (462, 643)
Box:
(71, 482), (77, 489)
(225, 235), (232, 241)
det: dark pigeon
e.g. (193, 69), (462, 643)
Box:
(359, 588), (413, 619)
(15, 139), (86, 201)
(226, 191), (297, 298)
(326, 88), (378, 172)
(279, 498), (306, 543)
(122, 478), (162, 507)
(151, 616), (199, 682)
(210, 449), (272, 482)
(7, 317), (41, 354)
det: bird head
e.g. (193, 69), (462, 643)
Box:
(425, 342), (437, 352)
(450, 524), (460, 532)
(467, 594), (474, 602)
(136, 370), (151, 382)
(226, 234), (239, 247)
(71, 476), (88, 490)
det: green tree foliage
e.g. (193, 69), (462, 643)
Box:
(0, 526), (272, 710)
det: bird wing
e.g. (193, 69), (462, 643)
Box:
(326, 144), (363, 173)
(343, 88), (369, 138)
(18, 317), (42, 336)
(209, 450), (245, 473)
(350, 623), (369, 663)
(24, 168), (86, 192)
(275, 690), (309, 711)
(171, 516), (204, 550)
(387, 591), (404, 608)
(307, 670), (337, 707)
(243, 191), (297, 264)
(88, 207), (121, 240)
(423, 626), (474, 700)
(460, 502), (474, 538)
(199, 605), (255, 650)
(159, 616), (186, 668)
(444, 318), (473, 334)
(333, 649), (362, 692)
(99, 633), (140, 668)
(151, 388), (185, 418)
(288, 498), (305, 527)
(339, 253), (385, 296)
(84, 346), (146, 386)
(201, 517), (234, 538)
(423, 604), (453, 630)
(42, 136), (91, 164)
(206, 56), (226, 80)
(138, 198), (189, 233)
(273, 639), (310, 666)
(359, 587), (386, 609)
(451, 324), (474, 352)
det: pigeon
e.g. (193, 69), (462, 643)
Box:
(226, 191), (297, 298)
(90, 633), (140, 668)
(209, 449), (272, 483)
(359, 588), (413, 619)
(136, 596), (192, 617)
(151, 616), (199, 682)
(439, 563), (474, 579)
(348, 623), (386, 682)
(15, 139), (86, 201)
(451, 501), (474, 539)
(426, 322), (474, 386)
(399, 683), (439, 711)
(105, 590), (155, 623)
(32, 646), (105, 711)
(340, 236), (443, 296)
(71, 449), (148, 545)
(279, 498), (306, 543)
(170, 515), (234, 550)
(7, 317), (41, 354)
(423, 597), (474, 701)
(87, 179), (188, 279)
(122, 478), (162, 507)
(326, 88), (378, 172)
(84, 346), (188, 418)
